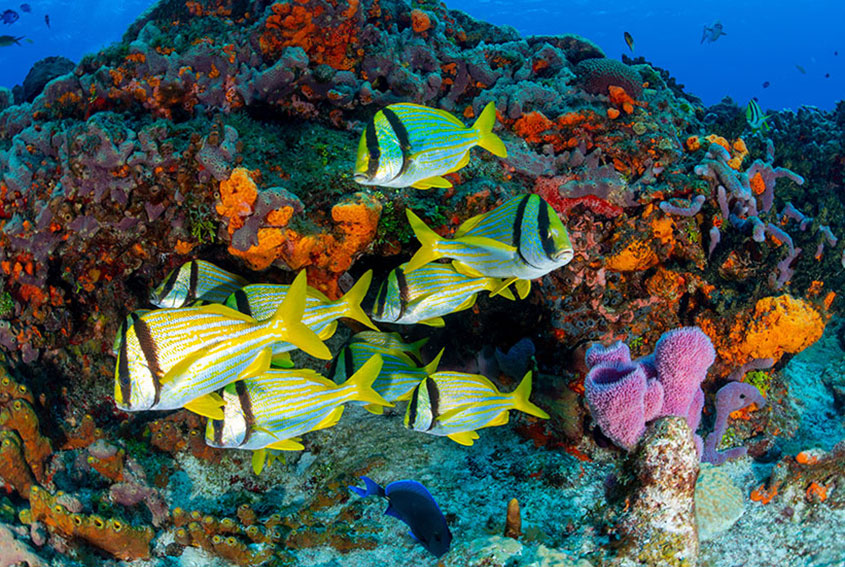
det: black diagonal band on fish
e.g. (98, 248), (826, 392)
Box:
(394, 267), (410, 319)
(158, 266), (182, 305)
(188, 259), (199, 303)
(513, 195), (533, 268)
(424, 377), (440, 431)
(235, 380), (257, 445)
(537, 197), (557, 261)
(232, 289), (252, 317)
(366, 113), (381, 179)
(381, 107), (412, 181)
(134, 318), (164, 406)
(373, 278), (389, 320)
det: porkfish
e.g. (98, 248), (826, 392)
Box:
(206, 356), (390, 474)
(404, 194), (573, 298)
(347, 331), (429, 361)
(353, 101), (507, 190)
(371, 262), (514, 327)
(405, 371), (549, 446)
(330, 340), (442, 414)
(114, 271), (331, 418)
(150, 259), (248, 308)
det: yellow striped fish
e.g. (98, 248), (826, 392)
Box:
(114, 271), (331, 417)
(329, 340), (442, 414)
(223, 270), (378, 355)
(353, 101), (507, 190)
(347, 331), (429, 360)
(150, 260), (248, 308)
(371, 262), (514, 327)
(206, 356), (390, 474)
(405, 194), (573, 298)
(746, 99), (770, 132)
(404, 371), (549, 445)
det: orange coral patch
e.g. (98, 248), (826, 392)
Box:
(604, 238), (658, 272)
(513, 111), (554, 144)
(410, 9), (431, 33)
(685, 136), (701, 152)
(216, 167), (258, 233)
(749, 172), (766, 195)
(266, 206), (294, 226)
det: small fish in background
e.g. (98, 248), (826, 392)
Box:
(746, 99), (770, 132)
(19, 4), (30, 13)
(762, 81), (770, 88)
(1, 9), (19, 24)
(0, 34), (23, 46)
(350, 476), (452, 558)
(835, 51), (839, 56)
(353, 101), (507, 190)
(44, 13), (49, 28)
(700, 20), (726, 44)
(405, 194), (574, 298)
(825, 73), (830, 78)
(347, 331), (429, 360)
(623, 31), (634, 53)
(150, 259), (248, 308)
(795, 64), (807, 74)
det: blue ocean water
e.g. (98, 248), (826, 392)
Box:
(3, 0), (841, 113)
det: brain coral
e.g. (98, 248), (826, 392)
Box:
(574, 58), (643, 98)
(695, 464), (745, 541)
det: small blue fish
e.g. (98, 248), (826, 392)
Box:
(1, 9), (19, 24)
(350, 476), (452, 557)
(701, 20), (726, 44)
(19, 4), (30, 13)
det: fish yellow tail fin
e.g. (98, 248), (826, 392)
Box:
(422, 348), (445, 376)
(510, 371), (550, 419)
(473, 101), (507, 158)
(338, 270), (379, 331)
(405, 209), (445, 273)
(342, 354), (393, 408)
(272, 271), (332, 360)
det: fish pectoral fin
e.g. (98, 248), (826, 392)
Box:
(312, 407), (344, 432)
(364, 403), (385, 415)
(459, 235), (518, 252)
(446, 431), (480, 446)
(266, 438), (305, 451)
(251, 450), (267, 475)
(183, 393), (225, 420)
(252, 424), (280, 440)
(384, 503), (403, 520)
(515, 279), (531, 299)
(271, 351), (294, 368)
(238, 347), (273, 381)
(412, 175), (452, 190)
(159, 344), (214, 384)
(419, 317), (446, 327)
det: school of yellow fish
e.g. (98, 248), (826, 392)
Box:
(113, 103), (573, 474)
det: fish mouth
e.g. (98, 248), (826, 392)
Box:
(353, 173), (370, 183)
(554, 248), (575, 264)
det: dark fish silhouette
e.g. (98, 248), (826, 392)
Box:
(1, 9), (19, 24)
(624, 31), (634, 53)
(44, 13), (49, 28)
(0, 34), (23, 46)
(795, 64), (806, 74)
(762, 81), (770, 88)
(20, 4), (30, 13)
(825, 73), (830, 78)
(351, 476), (452, 557)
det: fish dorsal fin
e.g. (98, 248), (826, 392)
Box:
(194, 303), (257, 324)
(419, 317), (446, 327)
(183, 392), (225, 420)
(238, 347), (272, 381)
(422, 348), (444, 376)
(266, 438), (305, 451)
(446, 430), (479, 446)
(412, 175), (452, 190)
(454, 211), (487, 238)
(311, 406), (344, 432)
(458, 235), (518, 252)
(385, 480), (440, 509)
(515, 279), (531, 299)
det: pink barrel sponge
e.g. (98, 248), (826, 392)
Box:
(584, 327), (716, 452)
